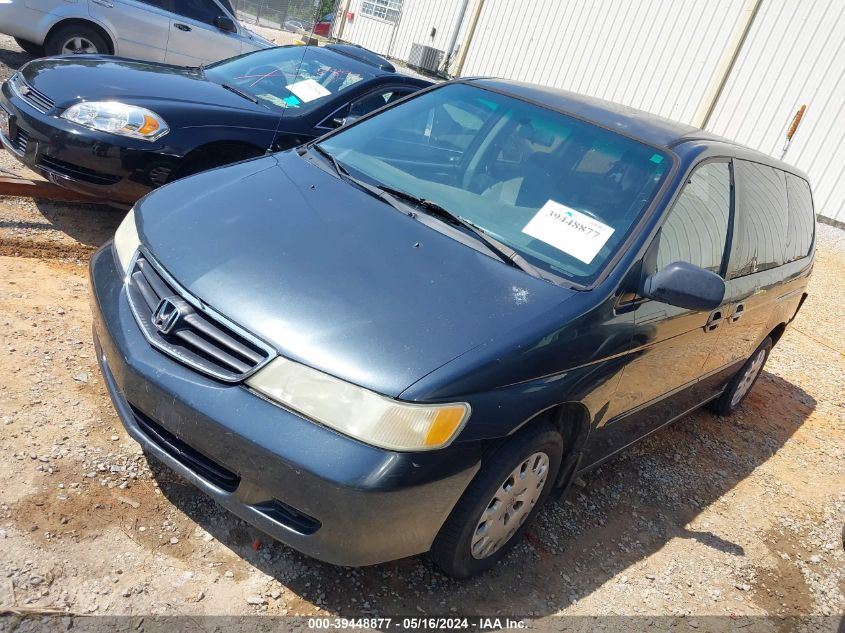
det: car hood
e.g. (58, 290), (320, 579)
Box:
(134, 152), (575, 398)
(19, 56), (264, 113)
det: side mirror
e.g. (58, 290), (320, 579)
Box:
(215, 16), (238, 33)
(641, 261), (725, 311)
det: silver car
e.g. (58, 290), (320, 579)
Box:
(1, 0), (273, 65)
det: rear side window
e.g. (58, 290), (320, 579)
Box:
(656, 161), (731, 274)
(729, 160), (788, 277)
(785, 174), (815, 262)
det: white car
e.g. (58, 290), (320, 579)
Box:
(1, 0), (274, 65)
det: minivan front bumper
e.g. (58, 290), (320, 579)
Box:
(89, 244), (481, 566)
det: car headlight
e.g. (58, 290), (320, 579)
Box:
(61, 102), (169, 141)
(113, 208), (140, 275)
(247, 356), (470, 451)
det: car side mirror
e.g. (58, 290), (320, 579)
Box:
(215, 16), (238, 33)
(641, 261), (725, 311)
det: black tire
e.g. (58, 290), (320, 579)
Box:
(710, 337), (773, 416)
(44, 24), (110, 57)
(430, 423), (563, 578)
(14, 37), (43, 56)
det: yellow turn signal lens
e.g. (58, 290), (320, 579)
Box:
(137, 115), (161, 137)
(424, 406), (467, 447)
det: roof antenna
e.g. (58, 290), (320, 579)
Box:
(266, 11), (320, 155)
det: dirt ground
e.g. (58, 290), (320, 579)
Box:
(0, 35), (843, 631)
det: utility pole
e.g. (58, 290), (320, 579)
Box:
(450, 0), (485, 78)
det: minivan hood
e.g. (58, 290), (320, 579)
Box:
(135, 152), (575, 397)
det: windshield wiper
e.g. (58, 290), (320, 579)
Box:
(373, 186), (546, 280)
(309, 144), (413, 214)
(221, 83), (258, 104)
(306, 146), (545, 280)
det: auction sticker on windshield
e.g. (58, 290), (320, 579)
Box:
(522, 200), (614, 264)
(287, 79), (332, 103)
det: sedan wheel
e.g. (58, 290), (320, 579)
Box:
(61, 36), (99, 55)
(45, 25), (110, 58)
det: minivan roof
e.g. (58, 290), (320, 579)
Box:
(468, 79), (804, 177)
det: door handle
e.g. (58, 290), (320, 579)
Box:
(704, 309), (724, 332)
(174, 23), (192, 31)
(91, 0), (114, 6)
(730, 302), (746, 322)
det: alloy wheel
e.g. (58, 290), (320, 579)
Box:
(61, 37), (99, 55)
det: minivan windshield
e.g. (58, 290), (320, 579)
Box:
(317, 83), (671, 285)
(204, 47), (374, 113)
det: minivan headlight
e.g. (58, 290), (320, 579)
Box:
(247, 356), (470, 451)
(113, 208), (140, 275)
(61, 102), (169, 141)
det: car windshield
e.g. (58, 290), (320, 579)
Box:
(317, 83), (672, 285)
(204, 47), (374, 113)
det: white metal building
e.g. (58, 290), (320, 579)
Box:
(333, 0), (845, 225)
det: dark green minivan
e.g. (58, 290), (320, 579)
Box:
(90, 80), (815, 577)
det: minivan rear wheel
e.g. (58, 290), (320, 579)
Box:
(710, 337), (772, 416)
(430, 423), (562, 578)
(45, 25), (110, 57)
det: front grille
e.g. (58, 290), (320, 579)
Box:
(126, 252), (274, 382)
(10, 73), (55, 113)
(10, 128), (28, 154)
(131, 404), (241, 492)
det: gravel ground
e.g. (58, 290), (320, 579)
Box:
(0, 35), (843, 631)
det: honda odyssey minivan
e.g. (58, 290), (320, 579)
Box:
(89, 79), (815, 578)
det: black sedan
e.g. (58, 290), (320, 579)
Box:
(0, 44), (430, 207)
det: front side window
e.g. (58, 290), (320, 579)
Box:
(318, 83), (671, 285)
(729, 160), (789, 277)
(362, 0), (403, 22)
(656, 161), (732, 274)
(204, 47), (373, 113)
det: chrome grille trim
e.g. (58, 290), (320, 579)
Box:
(124, 248), (276, 383)
(10, 73), (55, 113)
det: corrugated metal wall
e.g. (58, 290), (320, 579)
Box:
(338, 0), (467, 62)
(459, 0), (749, 124)
(388, 0), (467, 62)
(337, 0), (396, 56)
(706, 0), (845, 223)
(337, 0), (845, 222)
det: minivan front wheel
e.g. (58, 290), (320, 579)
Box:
(430, 423), (562, 578)
(710, 337), (772, 416)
